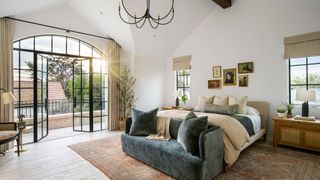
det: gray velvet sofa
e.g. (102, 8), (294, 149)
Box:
(121, 118), (224, 180)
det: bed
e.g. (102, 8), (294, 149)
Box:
(157, 101), (269, 166)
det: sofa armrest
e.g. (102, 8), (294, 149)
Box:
(199, 125), (223, 178)
(0, 122), (17, 131)
(125, 118), (132, 134)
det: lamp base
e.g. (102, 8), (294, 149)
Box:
(301, 101), (309, 117)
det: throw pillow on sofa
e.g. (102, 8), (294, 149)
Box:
(177, 111), (208, 155)
(129, 108), (158, 136)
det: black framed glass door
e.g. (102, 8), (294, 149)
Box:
(72, 58), (108, 132)
(35, 54), (49, 141)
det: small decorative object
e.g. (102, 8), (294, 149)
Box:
(212, 66), (221, 78)
(282, 101), (294, 118)
(238, 62), (254, 74)
(276, 108), (287, 118)
(208, 80), (221, 89)
(117, 66), (137, 131)
(174, 90), (183, 107)
(223, 68), (237, 86)
(294, 115), (316, 121)
(118, 0), (175, 29)
(239, 75), (248, 87)
(295, 89), (316, 117)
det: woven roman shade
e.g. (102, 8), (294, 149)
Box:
(284, 31), (320, 59)
(172, 55), (192, 71)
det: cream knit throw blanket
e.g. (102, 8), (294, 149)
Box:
(146, 116), (171, 141)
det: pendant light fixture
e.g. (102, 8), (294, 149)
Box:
(119, 0), (175, 29)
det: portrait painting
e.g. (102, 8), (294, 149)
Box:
(212, 66), (221, 78)
(239, 75), (249, 87)
(223, 68), (237, 86)
(238, 62), (254, 74)
(208, 80), (221, 89)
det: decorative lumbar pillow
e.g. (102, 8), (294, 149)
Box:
(246, 106), (260, 116)
(204, 103), (238, 115)
(177, 111), (208, 155)
(213, 96), (228, 106)
(228, 96), (248, 114)
(129, 108), (158, 136)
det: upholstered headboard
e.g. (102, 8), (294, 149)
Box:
(247, 101), (269, 131)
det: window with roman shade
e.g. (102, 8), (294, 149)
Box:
(173, 55), (191, 97)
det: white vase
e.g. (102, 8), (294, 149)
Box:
(278, 112), (287, 118)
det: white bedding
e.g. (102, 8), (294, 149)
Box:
(235, 114), (261, 134)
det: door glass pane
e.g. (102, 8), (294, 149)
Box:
(308, 64), (320, 84)
(67, 38), (79, 55)
(20, 51), (34, 69)
(102, 116), (108, 129)
(14, 50), (19, 68)
(35, 36), (51, 52)
(82, 117), (89, 131)
(13, 42), (19, 49)
(53, 36), (66, 54)
(290, 58), (306, 65)
(73, 116), (81, 131)
(93, 48), (101, 58)
(291, 66), (306, 85)
(20, 38), (34, 50)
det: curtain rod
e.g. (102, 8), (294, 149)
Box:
(4, 17), (113, 41)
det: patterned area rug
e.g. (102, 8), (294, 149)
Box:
(69, 135), (320, 180)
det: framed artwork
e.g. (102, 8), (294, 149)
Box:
(208, 80), (221, 89)
(238, 62), (254, 74)
(223, 68), (237, 86)
(212, 66), (221, 78)
(239, 75), (249, 87)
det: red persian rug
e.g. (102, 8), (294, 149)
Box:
(69, 135), (320, 180)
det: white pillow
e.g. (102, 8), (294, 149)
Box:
(228, 96), (248, 114)
(246, 106), (260, 116)
(213, 96), (228, 106)
(195, 96), (207, 112)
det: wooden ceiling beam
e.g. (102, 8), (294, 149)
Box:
(213, 0), (232, 9)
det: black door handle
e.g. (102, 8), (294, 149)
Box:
(73, 97), (77, 108)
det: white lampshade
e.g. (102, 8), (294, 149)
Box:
(1, 92), (16, 104)
(296, 89), (316, 102)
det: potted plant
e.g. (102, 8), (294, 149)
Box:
(117, 66), (137, 131)
(276, 108), (287, 118)
(282, 102), (294, 118)
(181, 94), (189, 108)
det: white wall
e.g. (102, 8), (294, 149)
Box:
(134, 55), (166, 111)
(165, 0), (320, 135)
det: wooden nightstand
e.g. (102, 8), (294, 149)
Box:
(273, 116), (320, 152)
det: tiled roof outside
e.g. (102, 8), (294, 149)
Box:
(14, 81), (67, 102)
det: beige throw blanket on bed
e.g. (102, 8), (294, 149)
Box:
(157, 110), (250, 166)
(146, 116), (171, 141)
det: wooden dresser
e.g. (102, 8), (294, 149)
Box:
(273, 116), (320, 152)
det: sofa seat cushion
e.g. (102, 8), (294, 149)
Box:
(0, 131), (18, 141)
(121, 134), (204, 180)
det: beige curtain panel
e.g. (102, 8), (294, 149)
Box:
(172, 55), (192, 71)
(284, 31), (320, 59)
(108, 40), (121, 131)
(0, 18), (14, 152)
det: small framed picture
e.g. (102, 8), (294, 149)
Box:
(223, 68), (237, 86)
(238, 62), (254, 74)
(212, 66), (221, 78)
(239, 75), (249, 87)
(208, 80), (221, 89)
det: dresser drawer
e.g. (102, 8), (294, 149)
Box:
(304, 131), (320, 149)
(279, 127), (302, 145)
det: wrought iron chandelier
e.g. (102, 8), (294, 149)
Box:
(118, 0), (175, 29)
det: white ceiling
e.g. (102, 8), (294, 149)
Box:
(0, 0), (217, 59)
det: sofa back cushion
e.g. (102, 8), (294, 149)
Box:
(177, 111), (208, 155)
(129, 108), (158, 136)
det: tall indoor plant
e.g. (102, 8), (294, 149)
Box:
(117, 66), (137, 130)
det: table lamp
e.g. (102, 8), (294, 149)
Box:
(295, 89), (316, 117)
(0, 88), (16, 105)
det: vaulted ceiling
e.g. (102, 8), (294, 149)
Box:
(0, 0), (219, 59)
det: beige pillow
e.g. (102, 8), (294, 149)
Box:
(205, 96), (215, 104)
(213, 96), (228, 106)
(228, 96), (248, 114)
